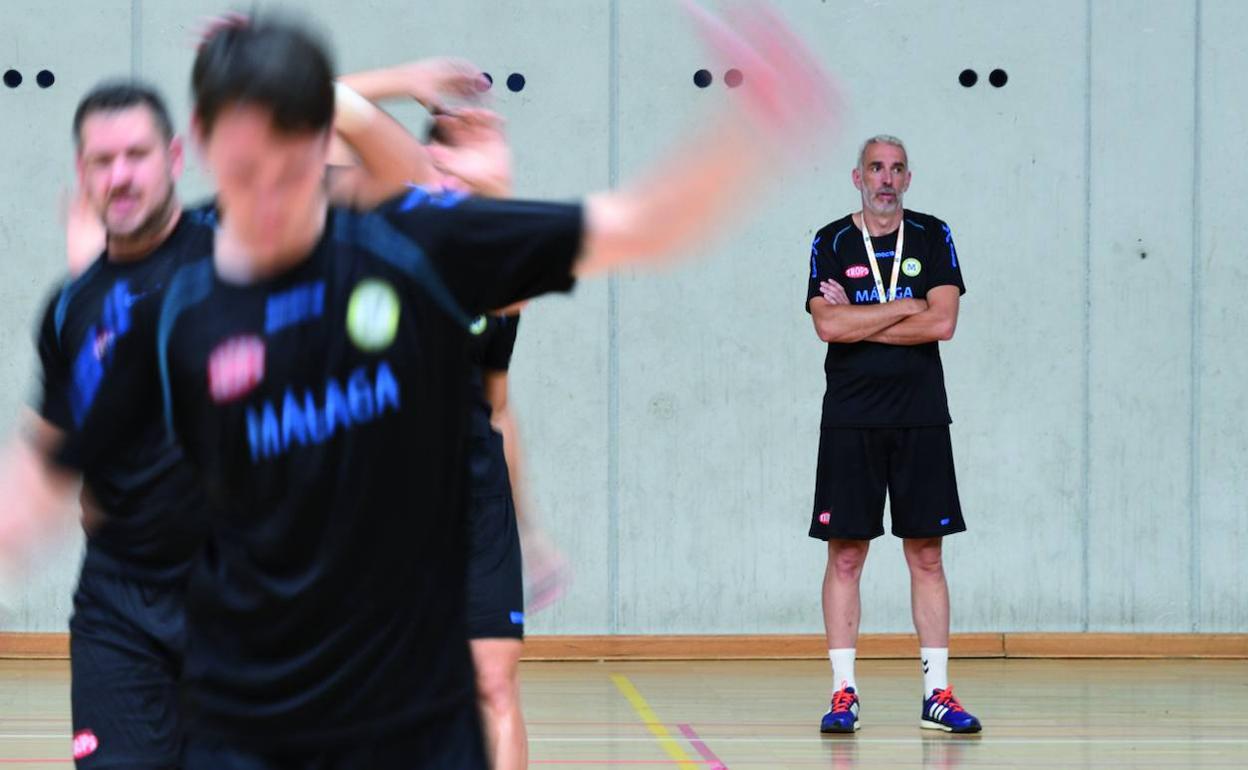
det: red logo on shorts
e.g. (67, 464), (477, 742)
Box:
(819, 511), (832, 525)
(845, 264), (870, 279)
(208, 335), (266, 403)
(72, 729), (99, 760)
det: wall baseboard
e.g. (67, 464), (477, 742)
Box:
(3, 632), (1245, 661)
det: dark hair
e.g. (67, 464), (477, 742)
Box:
(192, 14), (335, 138)
(73, 81), (175, 148)
(425, 118), (447, 146)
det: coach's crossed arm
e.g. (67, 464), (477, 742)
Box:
(863, 285), (960, 345)
(808, 289), (927, 344)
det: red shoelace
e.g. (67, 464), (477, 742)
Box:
(931, 686), (965, 712)
(831, 686), (857, 712)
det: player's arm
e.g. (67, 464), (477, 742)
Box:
(862, 285), (959, 345)
(327, 60), (488, 207)
(392, 4), (838, 313)
(574, 3), (838, 277)
(483, 369), (536, 528)
(64, 186), (105, 276)
(0, 299), (80, 607)
(0, 412), (79, 570)
(337, 58), (486, 112)
(325, 83), (432, 207)
(808, 294), (927, 343)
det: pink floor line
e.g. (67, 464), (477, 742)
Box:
(677, 724), (728, 770)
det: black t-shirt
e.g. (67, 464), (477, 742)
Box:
(466, 313), (520, 499)
(806, 209), (965, 427)
(35, 213), (214, 575)
(57, 191), (582, 748)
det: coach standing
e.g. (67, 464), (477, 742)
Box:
(805, 135), (981, 735)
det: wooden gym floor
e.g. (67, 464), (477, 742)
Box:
(2, 658), (1246, 768)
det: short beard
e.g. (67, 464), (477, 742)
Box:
(108, 186), (177, 253)
(865, 194), (901, 216)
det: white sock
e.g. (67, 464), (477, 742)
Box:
(920, 647), (949, 695)
(828, 648), (857, 692)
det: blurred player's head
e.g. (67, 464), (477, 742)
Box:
(852, 135), (910, 218)
(191, 15), (334, 261)
(73, 81), (182, 248)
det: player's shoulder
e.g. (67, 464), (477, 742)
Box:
(184, 198), (219, 228)
(375, 184), (472, 218)
(813, 214), (856, 254)
(814, 213), (855, 237)
(902, 209), (952, 232)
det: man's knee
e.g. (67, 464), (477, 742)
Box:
(827, 540), (869, 582)
(903, 537), (944, 578)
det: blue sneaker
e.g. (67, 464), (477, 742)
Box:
(820, 684), (860, 733)
(920, 686), (982, 733)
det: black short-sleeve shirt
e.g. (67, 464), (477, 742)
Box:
(55, 191), (582, 749)
(466, 313), (520, 499)
(35, 214), (213, 574)
(805, 209), (965, 427)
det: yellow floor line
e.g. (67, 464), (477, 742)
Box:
(610, 674), (700, 769)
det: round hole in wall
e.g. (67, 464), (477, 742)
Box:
(693, 69), (713, 88)
(989, 68), (1008, 87)
(3, 69), (21, 89)
(958, 69), (977, 88)
(724, 68), (744, 88)
(36, 69), (54, 88)
(506, 73), (525, 93)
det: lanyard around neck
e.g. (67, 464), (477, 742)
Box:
(859, 212), (903, 303)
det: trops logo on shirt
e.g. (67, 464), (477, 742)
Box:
(845, 264), (870, 279)
(72, 729), (99, 760)
(208, 335), (266, 404)
(347, 279), (400, 351)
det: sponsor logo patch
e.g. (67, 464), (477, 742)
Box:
(265, 281), (325, 334)
(347, 279), (401, 352)
(72, 729), (99, 760)
(902, 258), (922, 277)
(208, 335), (266, 404)
(845, 264), (870, 279)
(469, 315), (489, 336)
(819, 511), (832, 525)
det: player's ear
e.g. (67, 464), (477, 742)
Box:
(851, 166), (863, 190)
(168, 135), (186, 182)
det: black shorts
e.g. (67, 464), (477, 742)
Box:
(182, 702), (486, 770)
(465, 494), (525, 640)
(70, 557), (188, 769)
(809, 426), (966, 540)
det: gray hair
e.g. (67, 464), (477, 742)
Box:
(857, 135), (908, 169)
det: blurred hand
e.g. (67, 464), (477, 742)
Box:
(520, 527), (571, 615)
(427, 109), (513, 197)
(682, 0), (842, 158)
(194, 12), (249, 50)
(64, 186), (105, 276)
(403, 59), (491, 112)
